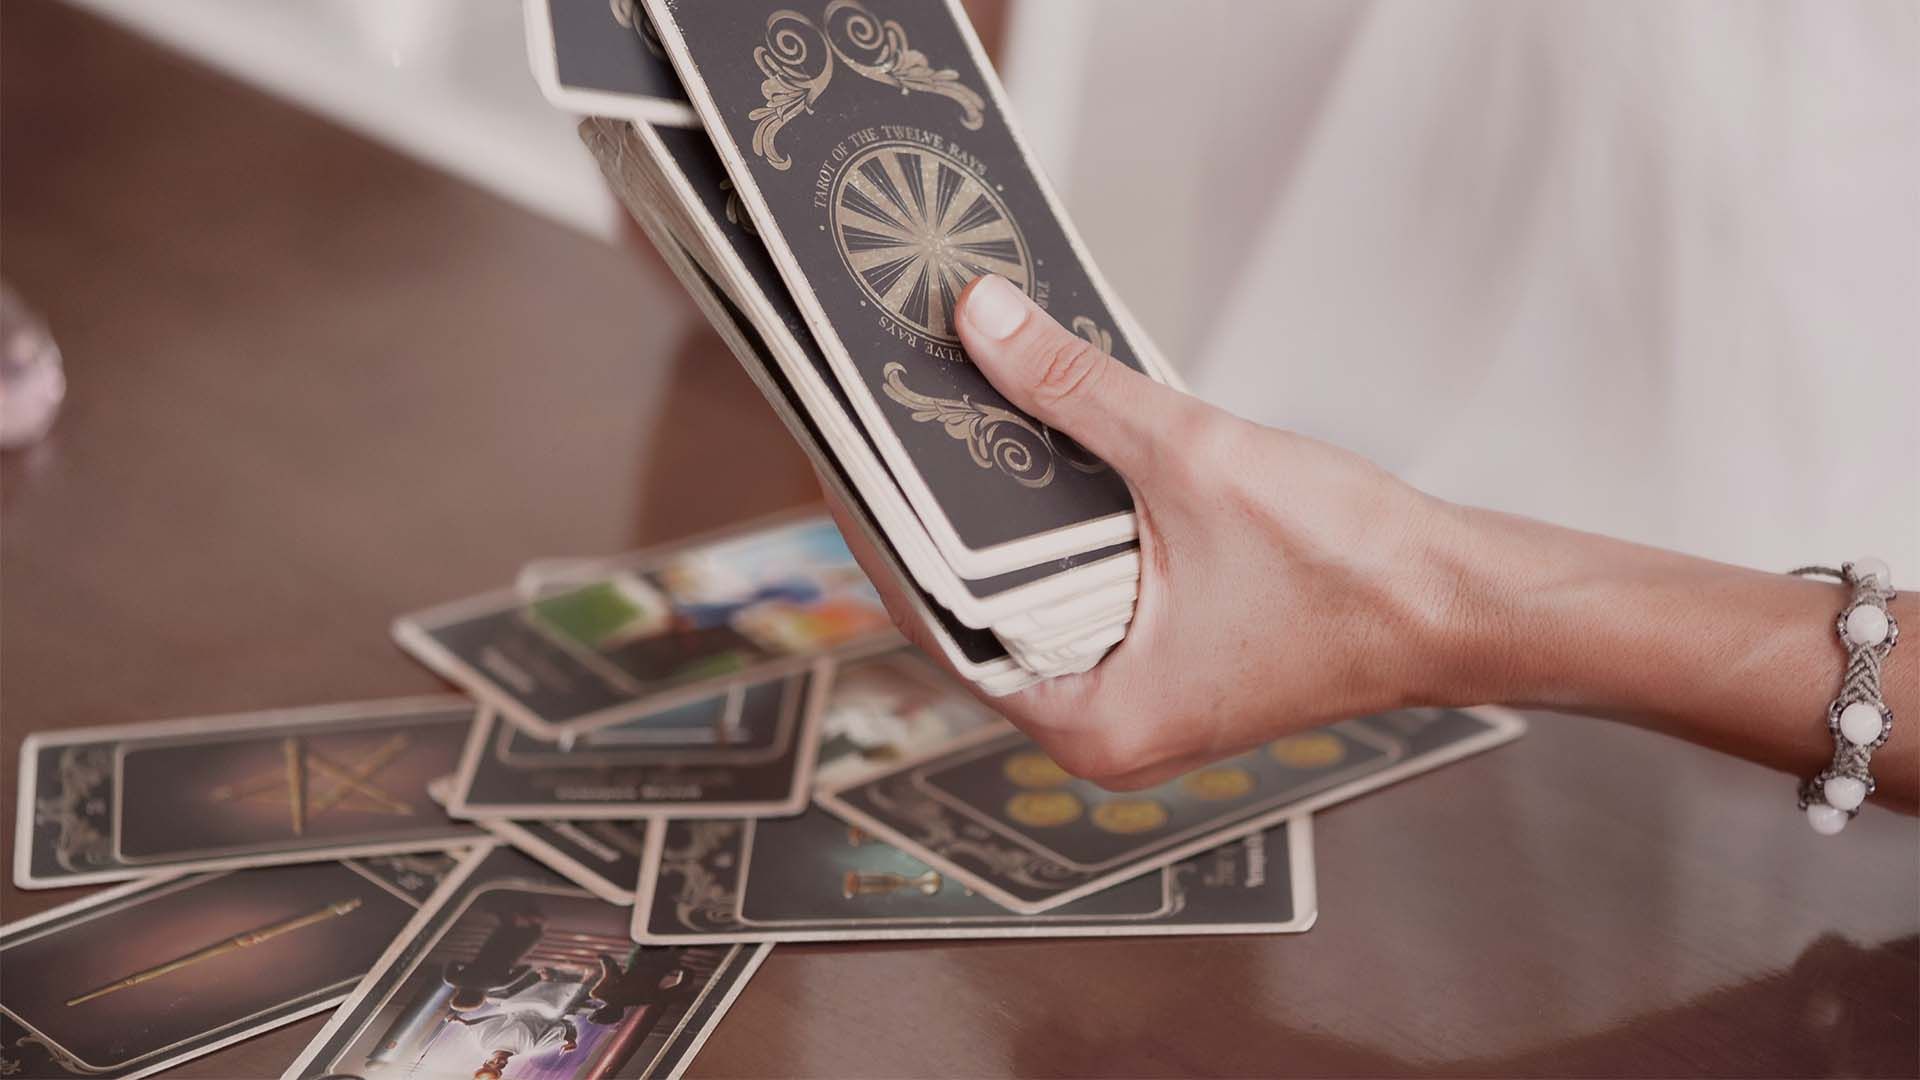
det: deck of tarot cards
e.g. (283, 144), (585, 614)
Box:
(527, 0), (1188, 693)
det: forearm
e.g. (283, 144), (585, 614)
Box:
(1421, 503), (1917, 812)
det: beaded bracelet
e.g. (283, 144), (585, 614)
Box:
(1790, 558), (1898, 834)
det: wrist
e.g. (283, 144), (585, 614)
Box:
(1403, 500), (1657, 712)
(1385, 497), (1670, 712)
(1413, 502), (1839, 734)
(1367, 493), (1915, 810)
(1310, 478), (1507, 715)
(1378, 496), (1519, 711)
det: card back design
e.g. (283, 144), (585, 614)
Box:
(645, 0), (1168, 572)
(877, 359), (1108, 489)
(568, 148), (1031, 688)
(747, 2), (986, 170)
(612, 120), (1137, 625)
(830, 137), (1023, 343)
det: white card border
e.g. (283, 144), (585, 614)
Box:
(630, 814), (1316, 944)
(522, 0), (699, 127)
(444, 664), (829, 820)
(473, 816), (639, 905)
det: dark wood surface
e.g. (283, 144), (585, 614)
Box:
(2, 4), (1915, 1076)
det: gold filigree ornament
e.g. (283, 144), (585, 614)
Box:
(750, 1), (986, 171)
(661, 821), (747, 930)
(880, 363), (1108, 488)
(1051, 317), (1116, 472)
(1070, 315), (1112, 355)
(720, 179), (758, 236)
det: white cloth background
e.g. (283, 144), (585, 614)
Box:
(1003, 2), (1918, 1057)
(1004, 0), (1918, 574)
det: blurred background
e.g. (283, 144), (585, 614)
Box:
(26, 0), (1919, 573)
(2, 3), (1915, 1075)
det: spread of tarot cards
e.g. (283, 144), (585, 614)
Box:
(4, 513), (1524, 1080)
(0, 4), (1529, 1079)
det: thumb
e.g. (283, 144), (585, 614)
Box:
(955, 274), (1192, 479)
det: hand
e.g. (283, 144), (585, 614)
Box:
(836, 275), (1473, 789)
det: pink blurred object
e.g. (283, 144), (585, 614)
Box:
(0, 283), (66, 449)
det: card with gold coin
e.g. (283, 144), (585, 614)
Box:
(816, 708), (1526, 913)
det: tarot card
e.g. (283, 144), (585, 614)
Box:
(522, 0), (696, 125)
(517, 551), (1047, 681)
(445, 665), (830, 819)
(633, 645), (1312, 943)
(633, 810), (1312, 943)
(818, 707), (1527, 912)
(393, 512), (896, 737)
(479, 818), (650, 906)
(516, 555), (603, 598)
(643, 0), (1178, 577)
(14, 697), (485, 889)
(421, 778), (646, 905)
(1002, 615), (1132, 671)
(811, 645), (1001, 789)
(0, 852), (459, 1080)
(571, 147), (1040, 695)
(630, 114), (1142, 623)
(609, 118), (1141, 627)
(283, 843), (769, 1080)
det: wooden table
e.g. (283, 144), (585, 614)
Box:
(3, 4), (1915, 1076)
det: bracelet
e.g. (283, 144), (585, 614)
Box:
(1790, 559), (1898, 834)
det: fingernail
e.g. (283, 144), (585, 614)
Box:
(963, 275), (1029, 341)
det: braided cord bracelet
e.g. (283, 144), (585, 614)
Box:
(1789, 558), (1898, 834)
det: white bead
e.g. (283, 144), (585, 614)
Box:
(1844, 604), (1890, 647)
(1823, 775), (1868, 812)
(1806, 803), (1849, 835)
(1851, 557), (1892, 590)
(1839, 702), (1885, 746)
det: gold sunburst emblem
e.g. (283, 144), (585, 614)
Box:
(830, 141), (1032, 345)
